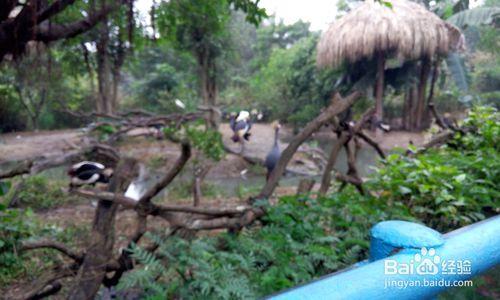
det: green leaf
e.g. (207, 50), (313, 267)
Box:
(454, 174), (467, 183)
(398, 186), (412, 195)
(0, 181), (11, 196)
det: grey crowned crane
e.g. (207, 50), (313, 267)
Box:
(67, 161), (113, 188)
(230, 110), (252, 143)
(265, 121), (281, 181)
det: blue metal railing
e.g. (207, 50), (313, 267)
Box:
(270, 215), (500, 300)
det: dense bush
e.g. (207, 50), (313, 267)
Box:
(0, 181), (35, 283)
(369, 106), (499, 231)
(8, 175), (78, 211)
(119, 191), (411, 299)
(249, 36), (341, 128)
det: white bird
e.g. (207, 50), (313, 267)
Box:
(124, 182), (142, 201)
(240, 169), (248, 180)
(230, 111), (252, 143)
(235, 110), (250, 122)
(175, 99), (186, 109)
(124, 164), (146, 201)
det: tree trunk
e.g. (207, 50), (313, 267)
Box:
(192, 163), (211, 207)
(198, 46), (219, 130)
(296, 178), (315, 195)
(96, 14), (112, 114)
(410, 84), (418, 131)
(111, 28), (126, 112)
(319, 131), (349, 195)
(425, 59), (440, 127)
(415, 58), (431, 130)
(374, 52), (385, 130)
(81, 42), (96, 98)
(68, 158), (138, 300)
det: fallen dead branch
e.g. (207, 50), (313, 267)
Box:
(0, 144), (119, 180)
(21, 240), (84, 263)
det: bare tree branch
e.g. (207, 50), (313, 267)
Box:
(319, 107), (374, 195)
(428, 102), (448, 130)
(21, 239), (84, 263)
(12, 263), (79, 300)
(258, 91), (362, 199)
(73, 189), (251, 216)
(0, 144), (119, 180)
(356, 131), (386, 159)
(138, 141), (191, 204)
(35, 4), (117, 42)
(37, 0), (77, 24)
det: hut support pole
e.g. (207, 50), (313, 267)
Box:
(374, 52), (385, 131)
(415, 58), (431, 130)
(427, 58), (440, 105)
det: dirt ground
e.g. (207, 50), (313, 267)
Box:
(0, 122), (427, 166)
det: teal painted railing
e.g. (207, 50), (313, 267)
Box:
(270, 215), (500, 300)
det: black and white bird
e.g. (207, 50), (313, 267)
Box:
(67, 161), (113, 188)
(372, 119), (391, 133)
(230, 110), (252, 143)
(264, 121), (281, 181)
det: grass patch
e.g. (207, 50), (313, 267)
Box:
(7, 175), (81, 211)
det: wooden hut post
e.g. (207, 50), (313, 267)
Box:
(375, 52), (386, 127)
(415, 57), (431, 129)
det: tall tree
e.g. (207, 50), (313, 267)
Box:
(157, 0), (266, 128)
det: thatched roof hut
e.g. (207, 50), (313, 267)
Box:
(317, 0), (463, 130)
(317, 0), (463, 68)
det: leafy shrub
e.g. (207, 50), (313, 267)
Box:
(0, 182), (35, 284)
(369, 106), (499, 231)
(12, 175), (77, 210)
(120, 189), (411, 299)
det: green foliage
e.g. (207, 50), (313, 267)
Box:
(124, 46), (199, 112)
(250, 35), (341, 127)
(369, 106), (499, 231)
(93, 123), (118, 141)
(9, 175), (78, 211)
(447, 7), (500, 28)
(0, 203), (34, 283)
(446, 52), (470, 92)
(121, 189), (410, 299)
(229, 0), (268, 26)
(0, 181), (11, 196)
(185, 125), (225, 161)
(168, 180), (226, 200)
(376, 0), (393, 9)
(0, 210), (90, 286)
(164, 122), (224, 161)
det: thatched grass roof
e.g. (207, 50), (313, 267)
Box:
(317, 0), (464, 67)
